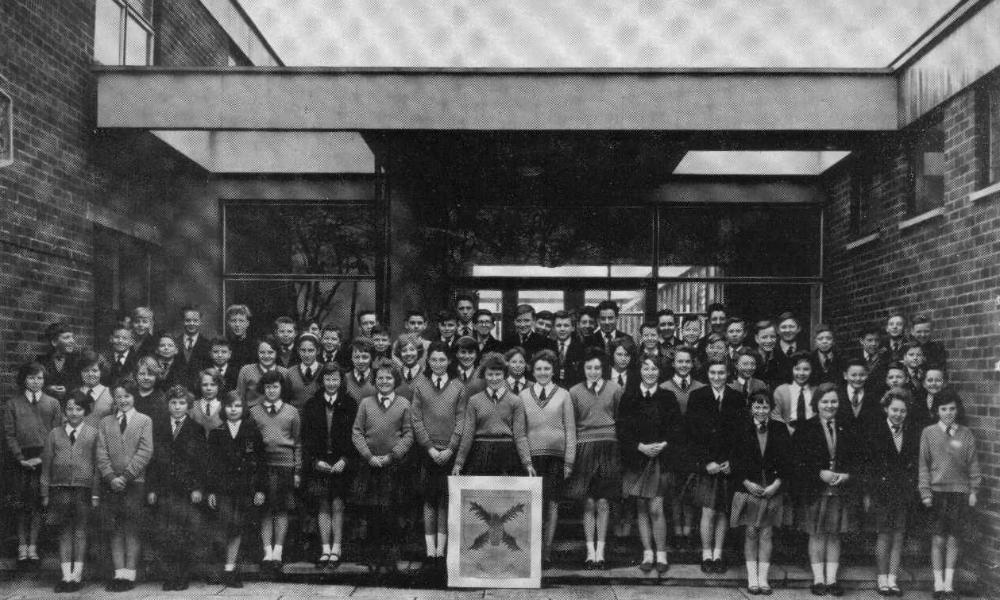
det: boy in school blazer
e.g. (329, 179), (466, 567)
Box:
(836, 359), (881, 435)
(147, 386), (207, 591)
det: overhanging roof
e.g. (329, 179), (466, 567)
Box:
(96, 66), (898, 131)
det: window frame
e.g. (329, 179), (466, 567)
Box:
(975, 75), (1000, 190)
(905, 109), (945, 216)
(94, 0), (154, 66)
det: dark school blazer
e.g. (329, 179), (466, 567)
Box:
(862, 418), (920, 505)
(729, 417), (792, 487)
(792, 416), (865, 499)
(206, 419), (266, 498)
(683, 385), (747, 472)
(301, 388), (359, 477)
(148, 417), (206, 497)
(616, 385), (684, 472)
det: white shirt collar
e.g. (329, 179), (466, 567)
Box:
(587, 379), (604, 393)
(938, 421), (954, 434)
(118, 407), (134, 418)
(65, 423), (81, 436)
(640, 383), (658, 395)
(712, 387), (725, 401)
(90, 384), (106, 397)
(532, 382), (550, 397)
(227, 420), (241, 436)
(432, 372), (449, 384)
(263, 400), (283, 412)
(673, 374), (689, 387)
(378, 392), (396, 406)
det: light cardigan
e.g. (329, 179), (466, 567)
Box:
(918, 422), (981, 500)
(568, 380), (623, 443)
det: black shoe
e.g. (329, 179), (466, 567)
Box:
(827, 582), (844, 597)
(175, 578), (189, 591)
(69, 581), (83, 592)
(595, 560), (606, 570)
(700, 559), (713, 574)
(748, 586), (761, 595)
(105, 579), (121, 592)
(655, 561), (669, 574)
(638, 559), (654, 573)
(162, 579), (176, 591)
(229, 573), (243, 589)
(712, 558), (726, 573)
(120, 580), (135, 591)
(54, 581), (68, 593)
(584, 558), (595, 570)
(810, 582), (827, 595)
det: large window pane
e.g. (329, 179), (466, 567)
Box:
(474, 289), (503, 338)
(124, 14), (150, 66)
(226, 279), (376, 338)
(910, 114), (944, 214)
(460, 206), (652, 275)
(94, 0), (122, 64)
(585, 289), (644, 338)
(658, 205), (821, 277)
(657, 281), (815, 338)
(225, 202), (376, 276)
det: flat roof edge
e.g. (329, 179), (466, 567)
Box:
(91, 65), (896, 76)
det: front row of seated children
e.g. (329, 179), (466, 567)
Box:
(4, 352), (982, 598)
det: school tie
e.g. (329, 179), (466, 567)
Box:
(826, 420), (836, 446)
(89, 388), (97, 403)
(681, 377), (688, 391)
(851, 388), (861, 409)
(268, 405), (277, 416)
(743, 380), (749, 397)
(326, 394), (337, 408)
(406, 369), (414, 383)
(116, 353), (125, 366)
(173, 419), (182, 438)
(795, 388), (807, 423)
(947, 425), (955, 437)
(186, 337), (194, 351)
(304, 365), (314, 381)
(617, 373), (624, 387)
(757, 421), (768, 434)
(380, 395), (391, 409)
(891, 424), (902, 451)
(559, 341), (567, 363)
(538, 387), (547, 403)
(31, 392), (39, 404)
(69, 429), (77, 445)
(119, 413), (127, 434)
(644, 390), (652, 400)
(204, 401), (211, 417)
(434, 376), (442, 391)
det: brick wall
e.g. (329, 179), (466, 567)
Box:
(823, 81), (1000, 582)
(0, 0), (236, 400)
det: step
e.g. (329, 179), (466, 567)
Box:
(0, 557), (974, 591)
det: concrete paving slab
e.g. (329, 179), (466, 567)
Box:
(542, 584), (617, 600)
(612, 584), (747, 599)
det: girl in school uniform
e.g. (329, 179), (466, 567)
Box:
(393, 333), (425, 399)
(864, 388), (920, 596)
(684, 358), (745, 574)
(617, 356), (683, 574)
(40, 393), (99, 593)
(206, 391), (266, 589)
(522, 349), (575, 566)
(302, 362), (358, 568)
(345, 338), (377, 404)
(248, 369), (301, 575)
(238, 335), (290, 409)
(96, 376), (154, 592)
(659, 347), (704, 545)
(351, 359), (414, 575)
(286, 333), (322, 410)
(919, 394), (981, 600)
(453, 353), (534, 477)
(190, 367), (225, 435)
(410, 341), (466, 563)
(608, 337), (637, 390)
(793, 382), (864, 597)
(454, 336), (483, 391)
(504, 346), (531, 394)
(4, 361), (63, 567)
(730, 391), (791, 595)
(147, 385), (206, 591)
(76, 350), (114, 425)
(568, 348), (623, 569)
(132, 355), (167, 425)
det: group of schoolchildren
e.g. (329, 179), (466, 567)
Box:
(0, 298), (980, 599)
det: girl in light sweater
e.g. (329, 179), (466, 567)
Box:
(411, 341), (466, 563)
(919, 394), (981, 599)
(521, 349), (575, 567)
(568, 347), (623, 569)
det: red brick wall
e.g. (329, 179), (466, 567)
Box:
(0, 0), (236, 400)
(823, 82), (1000, 581)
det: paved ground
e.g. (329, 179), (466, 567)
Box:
(0, 579), (993, 600)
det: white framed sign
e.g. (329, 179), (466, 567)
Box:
(447, 475), (543, 588)
(0, 75), (11, 168)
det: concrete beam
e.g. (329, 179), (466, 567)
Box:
(96, 67), (898, 132)
(642, 180), (824, 204)
(151, 131), (374, 173)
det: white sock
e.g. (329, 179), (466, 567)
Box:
(263, 546), (274, 561)
(944, 568), (954, 591)
(71, 562), (83, 582)
(425, 534), (436, 557)
(887, 573), (897, 587)
(811, 563), (825, 584)
(759, 562), (770, 588)
(745, 561), (758, 587)
(224, 563), (235, 572)
(61, 562), (72, 581)
(586, 542), (596, 561)
(825, 562), (839, 585)
(114, 568), (125, 580)
(642, 549), (653, 563)
(27, 544), (38, 558)
(595, 541), (606, 562)
(878, 574), (887, 588)
(272, 545), (283, 561)
(17, 544), (27, 559)
(124, 569), (136, 581)
(655, 550), (667, 564)
(712, 547), (723, 561)
(322, 543), (332, 555)
(703, 549), (714, 561)
(934, 569), (945, 590)
(331, 543), (342, 558)
(436, 533), (448, 556)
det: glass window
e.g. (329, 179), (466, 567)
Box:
(850, 156), (874, 236)
(94, 0), (122, 64)
(909, 114), (945, 214)
(585, 289), (645, 338)
(657, 281), (816, 338)
(459, 206), (653, 276)
(224, 201), (377, 276)
(978, 82), (1000, 187)
(225, 279), (376, 337)
(517, 290), (564, 314)
(658, 204), (822, 277)
(124, 13), (151, 66)
(474, 289), (503, 338)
